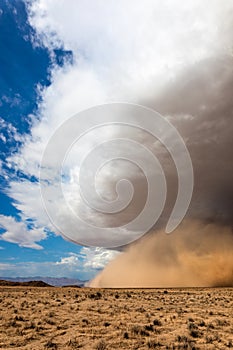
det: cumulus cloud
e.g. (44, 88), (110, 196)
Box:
(0, 214), (46, 249)
(80, 247), (120, 270)
(55, 253), (79, 266)
(54, 248), (119, 270)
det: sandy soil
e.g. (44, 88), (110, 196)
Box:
(0, 287), (232, 349)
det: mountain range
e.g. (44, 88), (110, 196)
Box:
(0, 276), (87, 287)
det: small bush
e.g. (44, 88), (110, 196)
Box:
(45, 319), (56, 326)
(147, 339), (162, 348)
(188, 322), (201, 338)
(44, 340), (57, 349)
(131, 325), (150, 336)
(176, 335), (188, 342)
(123, 332), (129, 339)
(153, 319), (162, 326)
(66, 338), (81, 348)
(145, 324), (154, 332)
(82, 318), (89, 324)
(89, 292), (102, 300)
(131, 325), (141, 335)
(95, 340), (107, 350)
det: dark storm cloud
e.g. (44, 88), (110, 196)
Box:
(148, 55), (233, 226)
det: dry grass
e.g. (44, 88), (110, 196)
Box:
(0, 287), (232, 349)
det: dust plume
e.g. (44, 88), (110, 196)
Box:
(90, 221), (233, 287)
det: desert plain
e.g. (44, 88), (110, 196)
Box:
(0, 286), (232, 349)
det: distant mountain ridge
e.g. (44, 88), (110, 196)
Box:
(0, 280), (51, 287)
(0, 277), (86, 287)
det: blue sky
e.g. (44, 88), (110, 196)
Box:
(0, 0), (117, 280)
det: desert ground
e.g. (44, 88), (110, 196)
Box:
(0, 286), (232, 349)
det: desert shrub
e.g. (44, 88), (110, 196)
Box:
(131, 325), (141, 335)
(147, 339), (162, 348)
(45, 318), (56, 326)
(205, 336), (214, 343)
(89, 292), (102, 300)
(136, 306), (146, 313)
(207, 323), (215, 330)
(140, 329), (150, 336)
(153, 319), (162, 326)
(95, 339), (107, 350)
(131, 325), (150, 336)
(82, 318), (89, 324)
(24, 321), (36, 329)
(15, 328), (24, 336)
(7, 318), (17, 327)
(176, 335), (189, 342)
(145, 324), (154, 332)
(66, 338), (81, 349)
(188, 322), (200, 338)
(15, 315), (24, 321)
(44, 340), (57, 349)
(206, 334), (220, 343)
(198, 320), (205, 327)
(123, 332), (129, 339)
(215, 318), (229, 326)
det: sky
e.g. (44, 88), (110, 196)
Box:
(0, 0), (232, 282)
(0, 0), (118, 280)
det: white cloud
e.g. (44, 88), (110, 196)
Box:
(80, 247), (120, 269)
(0, 117), (24, 144)
(0, 215), (46, 250)
(55, 248), (118, 270)
(6, 180), (51, 228)
(0, 134), (6, 143)
(56, 253), (79, 266)
(1, 94), (21, 107)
